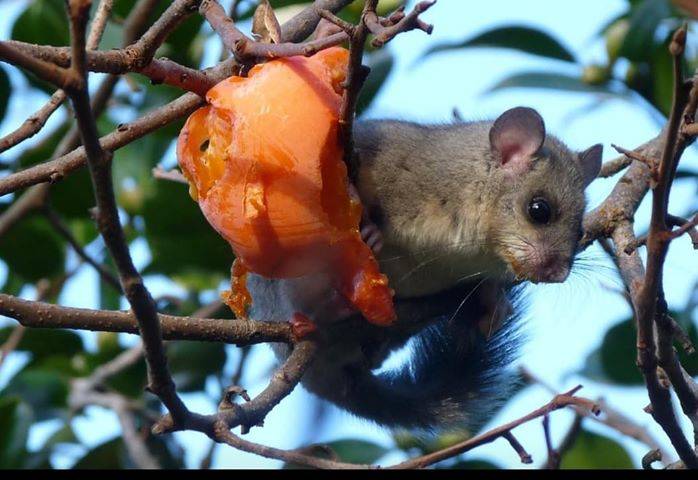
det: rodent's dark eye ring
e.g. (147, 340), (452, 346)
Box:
(527, 197), (551, 224)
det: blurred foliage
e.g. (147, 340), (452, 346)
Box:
(0, 0), (397, 470)
(560, 429), (634, 469)
(424, 0), (697, 120)
(0, 0), (696, 471)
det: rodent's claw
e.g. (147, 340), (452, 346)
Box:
(350, 182), (385, 254)
(361, 224), (384, 254)
(290, 312), (318, 339)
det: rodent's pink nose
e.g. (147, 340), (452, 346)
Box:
(534, 257), (570, 283)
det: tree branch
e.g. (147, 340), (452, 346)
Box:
(0, 93), (203, 197)
(582, 26), (698, 468)
(0, 293), (293, 345)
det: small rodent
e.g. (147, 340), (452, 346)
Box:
(246, 106), (602, 431)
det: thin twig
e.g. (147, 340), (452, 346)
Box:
(543, 415), (560, 469)
(0, 93), (204, 197)
(152, 166), (188, 184)
(363, 0), (435, 47)
(338, 0), (376, 181)
(503, 431), (533, 465)
(0, 325), (26, 372)
(390, 386), (599, 469)
(520, 366), (668, 461)
(43, 205), (121, 291)
(636, 27), (698, 466)
(0, 91), (66, 154)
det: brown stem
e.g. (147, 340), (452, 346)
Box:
(503, 431), (533, 465)
(338, 0), (376, 181)
(0, 93), (204, 197)
(0, 91), (66, 154)
(634, 27), (698, 467)
(390, 386), (599, 469)
(0, 293), (293, 345)
(364, 0), (435, 48)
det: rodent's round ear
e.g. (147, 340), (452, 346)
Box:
(489, 107), (545, 172)
(577, 143), (603, 186)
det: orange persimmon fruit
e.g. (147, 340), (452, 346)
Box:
(176, 47), (396, 326)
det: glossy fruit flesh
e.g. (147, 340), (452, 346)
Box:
(177, 47), (395, 325)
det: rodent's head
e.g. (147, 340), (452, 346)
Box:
(486, 107), (601, 284)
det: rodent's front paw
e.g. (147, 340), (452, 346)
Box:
(361, 223), (384, 254)
(290, 312), (318, 340)
(349, 183), (385, 254)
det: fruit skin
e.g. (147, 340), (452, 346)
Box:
(177, 47), (396, 326)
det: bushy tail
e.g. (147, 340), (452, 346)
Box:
(303, 286), (525, 432)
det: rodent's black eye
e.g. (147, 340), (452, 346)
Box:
(527, 197), (551, 225)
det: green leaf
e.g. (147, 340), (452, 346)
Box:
(284, 439), (389, 468)
(112, 0), (138, 19)
(675, 168), (698, 180)
(447, 460), (501, 469)
(0, 327), (84, 361)
(17, 125), (70, 170)
(108, 116), (177, 210)
(423, 429), (472, 454)
(619, 0), (673, 62)
(15, 125), (95, 221)
(167, 341), (227, 392)
(1, 270), (25, 296)
(104, 359), (147, 398)
(340, 0), (406, 24)
(65, 218), (100, 246)
(42, 423), (80, 449)
(113, 1), (204, 67)
(73, 434), (184, 469)
(2, 369), (69, 421)
(51, 168), (98, 220)
(357, 50), (394, 116)
(159, 13), (204, 67)
(77, 346), (148, 399)
(11, 1), (70, 93)
(20, 450), (53, 469)
(144, 434), (185, 469)
(73, 437), (125, 469)
(0, 216), (65, 282)
(21, 422), (80, 469)
(583, 317), (642, 385)
(596, 13), (629, 38)
(424, 26), (576, 63)
(581, 314), (698, 385)
(648, 35), (681, 116)
(560, 429), (634, 468)
(11, 1), (69, 47)
(99, 256), (122, 311)
(487, 72), (618, 96)
(28, 353), (87, 378)
(0, 396), (33, 468)
(325, 439), (389, 464)
(97, 19), (125, 52)
(142, 179), (232, 287)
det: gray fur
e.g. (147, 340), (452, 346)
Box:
(354, 115), (599, 292)
(246, 107), (600, 433)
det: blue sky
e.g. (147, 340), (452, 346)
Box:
(1, 0), (697, 469)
